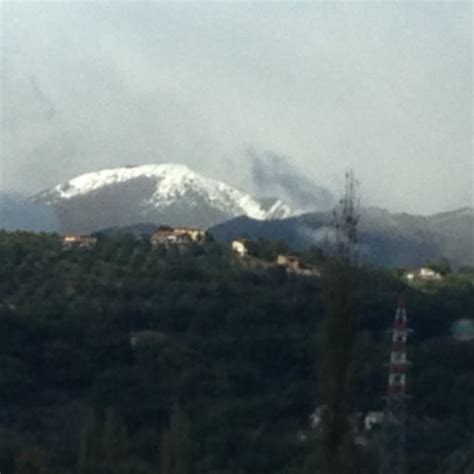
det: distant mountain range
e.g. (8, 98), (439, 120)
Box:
(210, 207), (474, 268)
(33, 163), (294, 233)
(0, 191), (59, 232)
(2, 163), (472, 268)
(96, 207), (474, 268)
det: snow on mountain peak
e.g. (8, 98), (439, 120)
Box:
(53, 163), (194, 199)
(37, 163), (295, 223)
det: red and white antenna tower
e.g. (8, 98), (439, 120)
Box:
(379, 297), (412, 474)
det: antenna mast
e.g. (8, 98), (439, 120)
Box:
(379, 298), (411, 474)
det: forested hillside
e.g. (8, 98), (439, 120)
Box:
(0, 231), (473, 473)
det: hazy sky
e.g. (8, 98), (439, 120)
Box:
(1, 1), (472, 214)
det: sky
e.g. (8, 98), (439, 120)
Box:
(1, 1), (472, 214)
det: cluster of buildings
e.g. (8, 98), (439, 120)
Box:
(150, 226), (207, 246)
(298, 405), (385, 446)
(231, 238), (321, 277)
(62, 226), (208, 250)
(61, 230), (445, 285)
(404, 267), (443, 282)
(61, 228), (321, 277)
(62, 234), (98, 249)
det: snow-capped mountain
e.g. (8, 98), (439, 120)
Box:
(34, 164), (294, 233)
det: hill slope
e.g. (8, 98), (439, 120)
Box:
(0, 231), (472, 473)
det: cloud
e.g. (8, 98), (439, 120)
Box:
(1, 2), (471, 214)
(248, 147), (335, 211)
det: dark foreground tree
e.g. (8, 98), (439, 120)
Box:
(437, 434), (474, 474)
(16, 447), (48, 474)
(77, 407), (99, 474)
(316, 171), (361, 474)
(161, 403), (192, 474)
(102, 406), (129, 470)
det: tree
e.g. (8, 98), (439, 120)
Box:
(16, 447), (47, 474)
(425, 257), (451, 275)
(102, 406), (128, 470)
(77, 406), (99, 474)
(316, 171), (361, 474)
(333, 170), (360, 262)
(160, 403), (192, 474)
(437, 434), (474, 473)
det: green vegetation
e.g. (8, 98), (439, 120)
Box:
(0, 230), (473, 473)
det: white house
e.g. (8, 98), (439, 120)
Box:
(63, 234), (97, 249)
(232, 240), (249, 257)
(364, 411), (384, 431)
(405, 267), (443, 282)
(150, 226), (207, 246)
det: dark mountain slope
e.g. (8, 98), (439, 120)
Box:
(210, 207), (473, 267)
(0, 192), (59, 232)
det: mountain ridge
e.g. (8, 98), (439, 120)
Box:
(0, 191), (60, 232)
(209, 206), (474, 267)
(7, 163), (472, 268)
(33, 163), (295, 233)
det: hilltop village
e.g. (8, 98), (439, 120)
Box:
(62, 225), (322, 278)
(62, 226), (451, 285)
